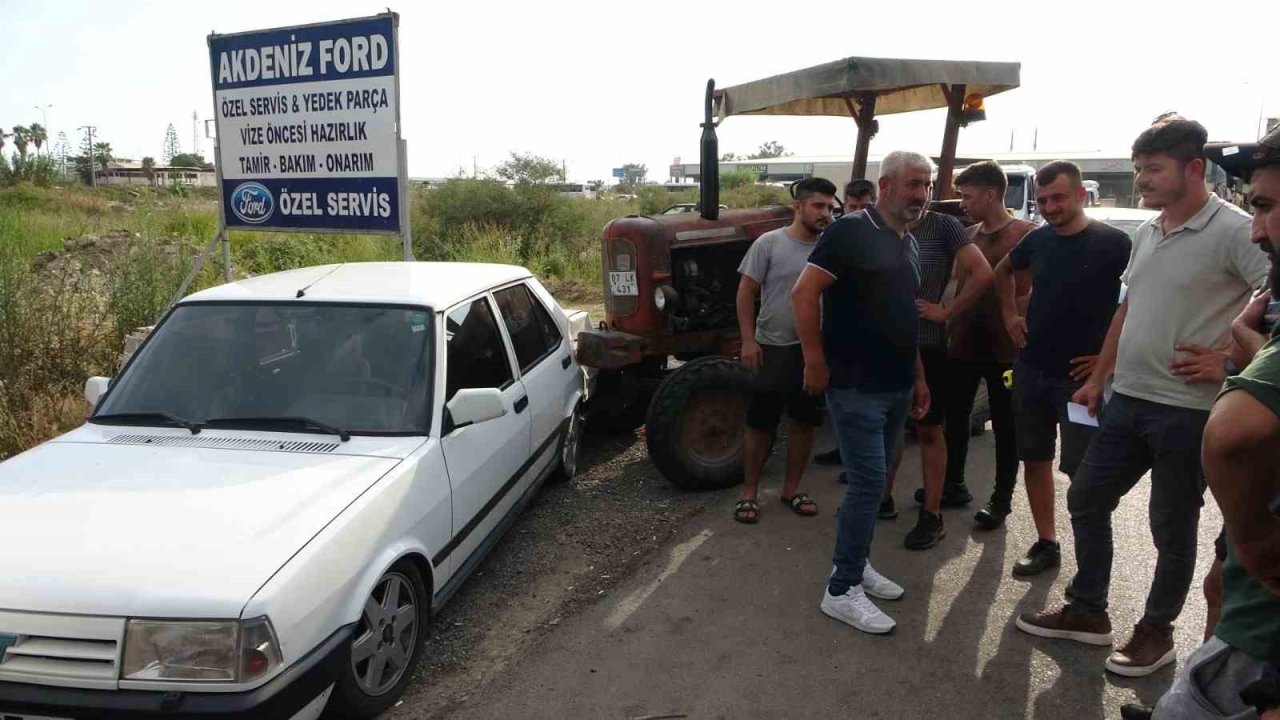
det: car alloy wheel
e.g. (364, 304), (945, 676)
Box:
(351, 570), (420, 696)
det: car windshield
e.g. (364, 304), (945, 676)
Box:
(94, 303), (434, 434)
(1004, 174), (1027, 211)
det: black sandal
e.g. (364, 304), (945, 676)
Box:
(781, 493), (819, 516)
(733, 499), (760, 524)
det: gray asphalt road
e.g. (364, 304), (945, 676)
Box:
(444, 426), (1220, 720)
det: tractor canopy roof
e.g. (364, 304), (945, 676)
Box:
(712, 56), (1021, 120)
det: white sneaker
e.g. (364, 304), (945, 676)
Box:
(821, 585), (896, 634)
(828, 563), (904, 601)
(862, 563), (904, 600)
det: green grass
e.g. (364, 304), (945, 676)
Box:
(0, 179), (792, 459)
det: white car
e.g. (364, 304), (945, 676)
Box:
(0, 262), (587, 719)
(1084, 205), (1159, 239)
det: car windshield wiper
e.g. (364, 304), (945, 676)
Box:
(203, 416), (351, 442)
(92, 411), (202, 435)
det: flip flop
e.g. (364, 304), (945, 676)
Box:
(781, 493), (819, 516)
(733, 499), (760, 524)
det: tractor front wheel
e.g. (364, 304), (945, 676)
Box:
(645, 357), (752, 491)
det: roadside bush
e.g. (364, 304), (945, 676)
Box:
(723, 183), (789, 208)
(719, 168), (759, 191)
(0, 240), (115, 460)
(106, 241), (195, 337)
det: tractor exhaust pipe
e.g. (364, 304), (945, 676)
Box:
(699, 79), (719, 221)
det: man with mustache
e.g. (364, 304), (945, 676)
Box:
(1019, 116), (1268, 679)
(734, 177), (838, 523)
(993, 161), (1131, 577)
(792, 151), (931, 634)
(1118, 122), (1280, 720)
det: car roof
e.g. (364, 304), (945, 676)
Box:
(181, 262), (533, 310)
(1084, 207), (1159, 221)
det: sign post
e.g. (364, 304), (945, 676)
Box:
(172, 12), (407, 308)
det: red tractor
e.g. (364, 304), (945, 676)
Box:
(576, 57), (1020, 490)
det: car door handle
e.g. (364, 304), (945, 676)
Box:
(561, 355), (572, 370)
(514, 396), (529, 414)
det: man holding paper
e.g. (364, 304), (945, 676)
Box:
(1018, 116), (1268, 679)
(993, 160), (1131, 579)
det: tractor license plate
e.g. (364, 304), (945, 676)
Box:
(609, 272), (638, 296)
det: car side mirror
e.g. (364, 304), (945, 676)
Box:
(85, 376), (111, 407)
(446, 388), (506, 432)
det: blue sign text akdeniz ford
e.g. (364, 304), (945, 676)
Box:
(209, 14), (401, 233)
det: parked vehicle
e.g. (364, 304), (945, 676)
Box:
(576, 57), (1020, 490)
(0, 262), (587, 719)
(1084, 206), (1158, 239)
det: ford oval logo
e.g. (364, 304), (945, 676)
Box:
(230, 182), (274, 224)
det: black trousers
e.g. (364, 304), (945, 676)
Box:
(943, 360), (1018, 504)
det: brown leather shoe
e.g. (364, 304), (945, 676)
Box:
(1015, 603), (1113, 646)
(1105, 622), (1175, 677)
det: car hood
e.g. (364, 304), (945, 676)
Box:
(0, 434), (403, 618)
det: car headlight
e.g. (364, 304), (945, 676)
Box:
(122, 617), (283, 683)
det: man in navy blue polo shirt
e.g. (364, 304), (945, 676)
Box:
(792, 150), (932, 635)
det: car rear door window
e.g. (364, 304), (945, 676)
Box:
(494, 284), (562, 373)
(445, 297), (514, 400)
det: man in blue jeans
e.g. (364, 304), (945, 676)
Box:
(792, 150), (932, 635)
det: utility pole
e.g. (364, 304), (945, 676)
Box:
(78, 125), (97, 187)
(192, 110), (201, 158)
(34, 104), (52, 154)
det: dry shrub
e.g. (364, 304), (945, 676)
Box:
(0, 392), (90, 459)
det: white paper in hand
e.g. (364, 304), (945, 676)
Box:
(1067, 402), (1100, 427)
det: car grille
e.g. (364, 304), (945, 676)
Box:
(108, 433), (340, 453)
(0, 611), (124, 690)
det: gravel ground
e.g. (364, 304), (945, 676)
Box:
(381, 428), (728, 719)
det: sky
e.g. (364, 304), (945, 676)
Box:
(3, 0), (1280, 184)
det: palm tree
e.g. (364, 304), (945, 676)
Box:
(28, 123), (47, 156)
(11, 126), (30, 158)
(92, 142), (113, 176)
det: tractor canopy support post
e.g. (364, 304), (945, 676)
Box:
(852, 92), (877, 183)
(936, 83), (966, 200)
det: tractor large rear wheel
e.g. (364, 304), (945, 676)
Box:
(645, 357), (752, 491)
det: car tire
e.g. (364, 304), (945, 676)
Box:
(645, 356), (750, 491)
(552, 403), (585, 483)
(326, 560), (429, 719)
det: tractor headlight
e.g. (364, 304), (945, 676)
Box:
(654, 285), (678, 313)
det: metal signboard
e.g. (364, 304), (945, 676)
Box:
(209, 13), (403, 234)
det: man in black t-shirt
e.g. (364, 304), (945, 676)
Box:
(993, 160), (1131, 578)
(792, 150), (932, 635)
